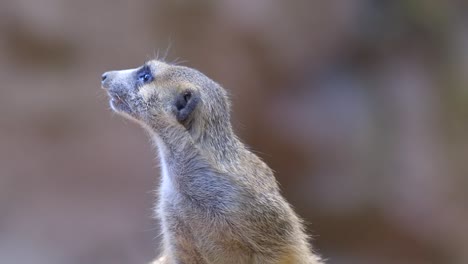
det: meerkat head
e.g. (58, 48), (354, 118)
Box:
(101, 60), (231, 137)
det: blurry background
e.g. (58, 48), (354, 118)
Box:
(0, 0), (467, 263)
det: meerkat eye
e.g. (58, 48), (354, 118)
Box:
(141, 73), (151, 82)
(137, 65), (153, 84)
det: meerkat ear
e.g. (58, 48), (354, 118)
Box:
(174, 90), (200, 123)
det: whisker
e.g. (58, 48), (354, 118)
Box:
(155, 48), (161, 61)
(162, 39), (172, 62)
(171, 57), (187, 66)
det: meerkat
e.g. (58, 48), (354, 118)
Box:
(101, 60), (324, 264)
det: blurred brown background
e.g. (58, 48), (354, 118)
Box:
(0, 0), (467, 263)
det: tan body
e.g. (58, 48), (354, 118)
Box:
(101, 60), (324, 264)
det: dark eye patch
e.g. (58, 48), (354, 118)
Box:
(136, 64), (153, 84)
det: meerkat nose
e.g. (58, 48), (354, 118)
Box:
(101, 72), (111, 89)
(101, 72), (108, 82)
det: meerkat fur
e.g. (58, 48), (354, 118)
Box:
(101, 60), (324, 264)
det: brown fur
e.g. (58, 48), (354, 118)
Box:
(101, 60), (324, 264)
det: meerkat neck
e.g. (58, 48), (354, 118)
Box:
(148, 118), (244, 173)
(195, 121), (244, 170)
(149, 122), (193, 160)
